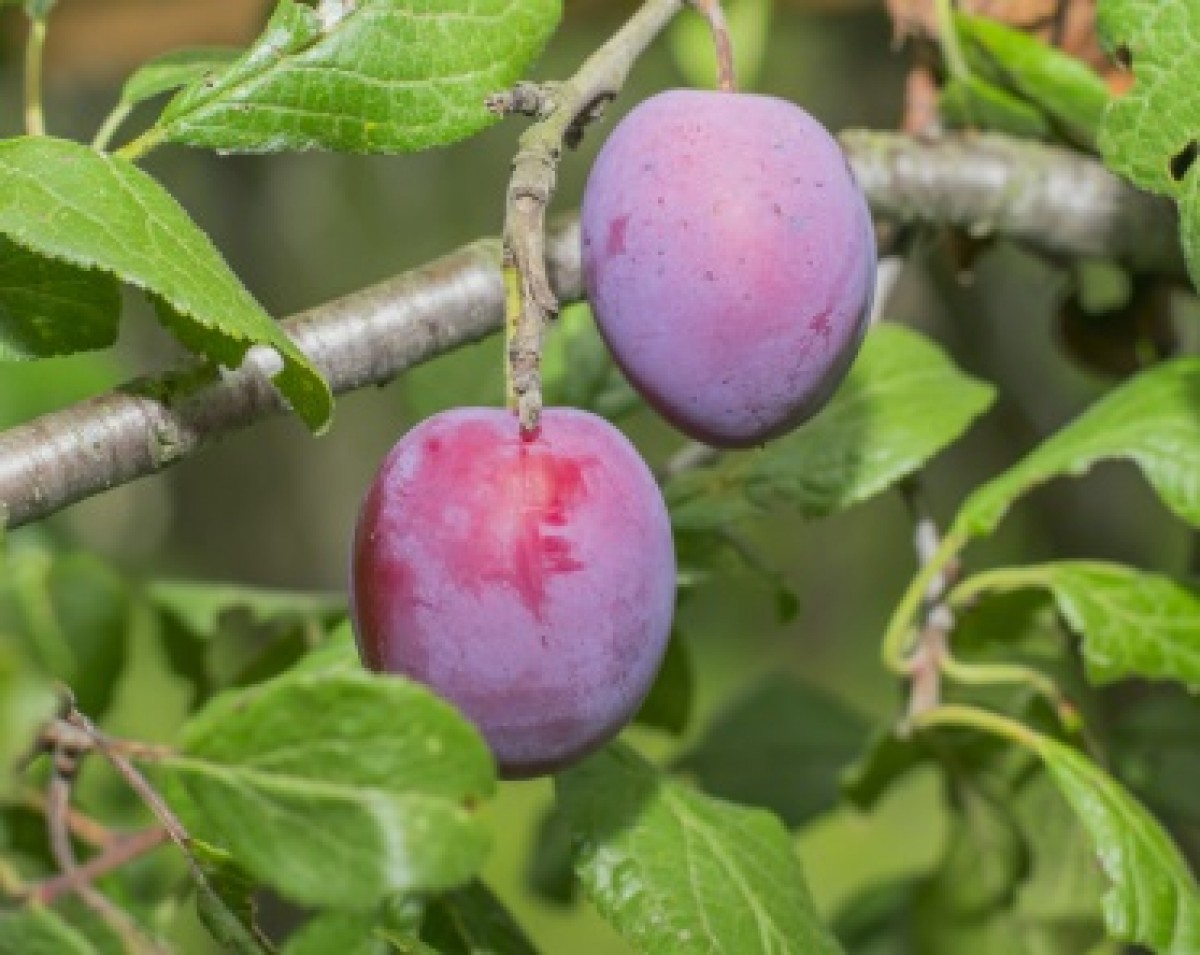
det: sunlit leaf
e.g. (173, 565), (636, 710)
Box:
(155, 0), (562, 154)
(0, 137), (332, 429)
(956, 359), (1200, 536)
(558, 744), (842, 954)
(161, 670), (494, 908)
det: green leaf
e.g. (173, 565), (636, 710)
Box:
(420, 881), (539, 954)
(0, 907), (97, 955)
(955, 13), (1110, 147)
(840, 728), (931, 812)
(288, 620), (361, 676)
(0, 549), (130, 717)
(0, 646), (54, 799)
(957, 562), (1200, 687)
(674, 675), (870, 829)
(0, 136), (332, 430)
(121, 47), (241, 107)
(0, 235), (120, 361)
(912, 786), (1028, 948)
(284, 912), (385, 955)
(666, 325), (994, 527)
(939, 74), (1053, 139)
(191, 840), (276, 954)
(1008, 771), (1110, 928)
(1032, 733), (1200, 954)
(151, 580), (343, 705)
(838, 764), (1112, 953)
(161, 670), (494, 908)
(540, 304), (638, 420)
(633, 630), (692, 736)
(1098, 0), (1200, 287)
(284, 911), (398, 955)
(285, 898), (425, 955)
(668, 0), (772, 91)
(956, 358), (1200, 536)
(557, 744), (842, 954)
(155, 0), (562, 154)
(525, 806), (577, 905)
(150, 579), (344, 641)
(1109, 691), (1200, 830)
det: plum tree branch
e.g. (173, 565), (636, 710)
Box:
(0, 133), (1183, 530)
(843, 130), (1188, 279)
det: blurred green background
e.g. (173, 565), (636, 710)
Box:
(0, 1), (1195, 950)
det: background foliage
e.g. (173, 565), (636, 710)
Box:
(1, 0), (1199, 953)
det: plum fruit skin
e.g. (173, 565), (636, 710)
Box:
(350, 408), (676, 779)
(581, 89), (877, 448)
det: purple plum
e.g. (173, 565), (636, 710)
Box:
(582, 89), (877, 447)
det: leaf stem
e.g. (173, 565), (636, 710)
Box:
(947, 565), (1050, 609)
(933, 0), (970, 82)
(881, 528), (968, 671)
(939, 653), (1080, 732)
(911, 703), (1040, 750)
(92, 103), (134, 153)
(114, 127), (167, 163)
(23, 17), (47, 136)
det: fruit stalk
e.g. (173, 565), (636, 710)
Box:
(491, 0), (689, 431)
(689, 0), (738, 92)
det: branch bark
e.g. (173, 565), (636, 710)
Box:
(843, 130), (1187, 279)
(0, 133), (1183, 530)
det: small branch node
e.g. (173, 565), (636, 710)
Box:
(486, 81), (559, 119)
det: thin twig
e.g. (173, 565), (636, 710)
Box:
(21, 788), (117, 850)
(47, 748), (162, 954)
(66, 712), (190, 851)
(898, 479), (960, 723)
(494, 0), (687, 430)
(30, 827), (169, 905)
(0, 134), (1182, 531)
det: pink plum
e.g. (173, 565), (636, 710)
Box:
(350, 408), (675, 778)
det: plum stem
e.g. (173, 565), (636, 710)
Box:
(910, 704), (1040, 750)
(489, 0), (691, 432)
(690, 0), (738, 93)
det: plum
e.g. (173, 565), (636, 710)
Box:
(350, 408), (675, 779)
(581, 89), (877, 448)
